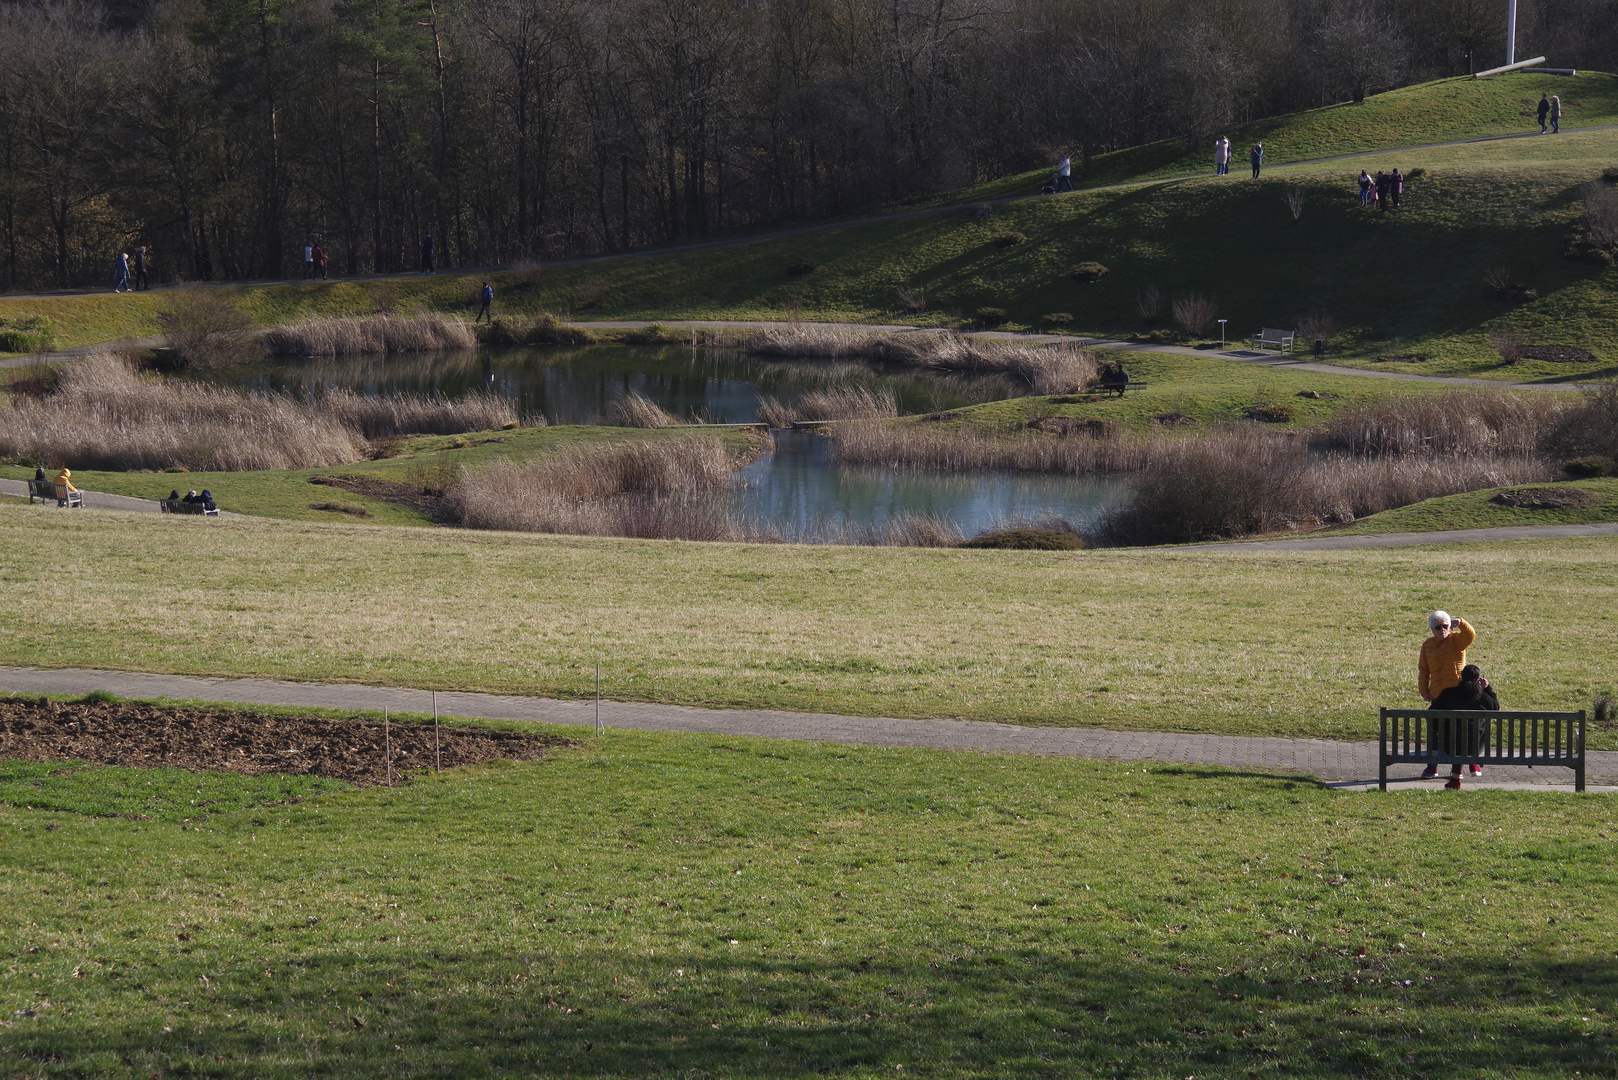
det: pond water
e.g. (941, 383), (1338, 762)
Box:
(188, 344), (1127, 537)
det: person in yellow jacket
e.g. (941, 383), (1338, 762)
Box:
(1418, 610), (1477, 781)
(52, 468), (80, 494)
(1418, 611), (1474, 702)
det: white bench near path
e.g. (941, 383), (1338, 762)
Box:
(1251, 327), (1296, 352)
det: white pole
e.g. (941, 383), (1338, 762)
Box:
(1506, 0), (1517, 67)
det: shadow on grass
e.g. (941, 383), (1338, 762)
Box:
(12, 947), (1614, 1077)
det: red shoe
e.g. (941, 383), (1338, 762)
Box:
(1445, 776), (1462, 790)
(1470, 765), (1483, 776)
(1420, 764), (1439, 779)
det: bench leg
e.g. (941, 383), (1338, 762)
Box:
(1379, 759), (1387, 792)
(1576, 761), (1585, 793)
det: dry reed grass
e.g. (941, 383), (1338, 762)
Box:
(829, 420), (1148, 474)
(266, 313), (477, 356)
(605, 391), (683, 428)
(0, 354), (518, 472)
(743, 329), (1098, 394)
(1314, 390), (1568, 457)
(757, 386), (899, 426)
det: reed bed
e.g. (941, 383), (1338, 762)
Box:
(829, 420), (1150, 474)
(744, 329), (1098, 394)
(0, 353), (518, 472)
(1314, 389), (1568, 457)
(605, 391), (683, 428)
(266, 313), (477, 356)
(757, 385), (899, 426)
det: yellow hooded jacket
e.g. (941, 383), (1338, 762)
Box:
(53, 468), (79, 493)
(1418, 618), (1475, 701)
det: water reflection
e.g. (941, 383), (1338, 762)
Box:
(187, 344), (1016, 425)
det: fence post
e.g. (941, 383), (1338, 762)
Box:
(384, 708), (393, 788)
(595, 661), (603, 735)
(433, 691), (440, 773)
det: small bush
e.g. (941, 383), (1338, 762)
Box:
(511, 259), (544, 294)
(1171, 294), (1218, 337)
(0, 315), (56, 353)
(975, 307), (1009, 326)
(1563, 455), (1616, 478)
(960, 527), (1088, 550)
(1602, 167), (1618, 185)
(605, 390), (682, 428)
(1407, 167), (1427, 180)
(1040, 312), (1074, 327)
(1295, 311), (1338, 346)
(786, 261), (817, 277)
(1284, 187), (1307, 220)
(1595, 690), (1618, 730)
(1243, 402), (1296, 423)
(1491, 328), (1530, 363)
(1070, 261), (1109, 283)
(1482, 264), (1538, 304)
(157, 289), (263, 369)
(895, 285), (928, 314)
(1136, 285), (1163, 321)
(990, 231), (1026, 247)
(78, 690), (118, 705)
(311, 501), (374, 517)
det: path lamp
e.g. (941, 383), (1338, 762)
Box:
(1218, 318), (1227, 346)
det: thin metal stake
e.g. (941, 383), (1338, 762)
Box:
(595, 662), (602, 734)
(384, 708), (393, 788)
(433, 691), (440, 773)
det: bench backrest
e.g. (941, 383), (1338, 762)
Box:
(1380, 708), (1585, 762)
(1258, 327), (1294, 341)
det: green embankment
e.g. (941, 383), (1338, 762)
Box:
(2, 74), (1615, 380)
(1332, 476), (1618, 534)
(3, 723), (1615, 1077)
(0, 505), (1613, 742)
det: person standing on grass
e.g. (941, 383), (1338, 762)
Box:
(1214, 137), (1230, 176)
(1249, 143), (1263, 178)
(303, 242), (315, 279)
(1429, 664), (1497, 788)
(134, 246), (150, 290)
(1537, 93), (1550, 133)
(113, 252), (130, 292)
(1375, 170), (1391, 211)
(1358, 170), (1372, 206)
(1417, 610), (1476, 778)
(1055, 155), (1072, 192)
(421, 230), (436, 274)
(1549, 95), (1561, 134)
(1391, 167), (1404, 208)
(313, 242), (327, 280)
(476, 281), (494, 323)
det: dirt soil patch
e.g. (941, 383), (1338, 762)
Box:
(0, 698), (570, 786)
(1488, 487), (1602, 509)
(310, 474), (445, 516)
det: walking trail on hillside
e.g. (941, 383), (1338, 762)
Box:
(0, 666), (1604, 792)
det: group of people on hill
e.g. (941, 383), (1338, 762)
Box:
(1212, 137), (1264, 178)
(1356, 168), (1404, 209)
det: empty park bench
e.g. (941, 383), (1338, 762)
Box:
(1379, 708), (1587, 792)
(1251, 327), (1296, 352)
(28, 479), (82, 508)
(160, 497), (219, 517)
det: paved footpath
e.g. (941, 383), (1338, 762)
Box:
(0, 666), (1606, 792)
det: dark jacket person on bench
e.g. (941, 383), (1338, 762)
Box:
(1427, 664), (1497, 788)
(1098, 362), (1129, 397)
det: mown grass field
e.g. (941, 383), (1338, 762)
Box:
(0, 504), (1613, 743)
(3, 75), (1615, 379)
(2, 723), (1614, 1078)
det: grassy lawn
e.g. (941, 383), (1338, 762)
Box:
(0, 425), (757, 524)
(1332, 477), (1618, 535)
(0, 505), (1613, 742)
(2, 724), (1615, 1078)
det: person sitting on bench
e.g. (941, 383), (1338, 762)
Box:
(183, 489), (203, 505)
(35, 465), (47, 483)
(1097, 362), (1129, 397)
(199, 489), (216, 512)
(168, 489), (181, 502)
(53, 468), (80, 496)
(1428, 664), (1497, 788)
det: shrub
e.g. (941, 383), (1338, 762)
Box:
(1563, 455), (1616, 478)
(476, 314), (594, 347)
(1171, 294), (1218, 337)
(895, 285), (928, 314)
(786, 261), (817, 276)
(156, 289), (262, 369)
(1070, 261), (1109, 283)
(1491, 328), (1530, 363)
(1243, 401), (1296, 423)
(0, 315), (56, 354)
(975, 307), (1008, 326)
(1543, 381), (1618, 461)
(511, 259), (544, 294)
(1595, 690), (1618, 730)
(1407, 167), (1427, 180)
(1040, 312), (1074, 327)
(605, 390), (682, 428)
(1481, 264), (1538, 304)
(1295, 311), (1338, 346)
(1136, 285), (1163, 321)
(1320, 389), (1566, 458)
(990, 231), (1025, 246)
(1603, 167), (1618, 185)
(1284, 187), (1307, 220)
(574, 280), (609, 311)
(960, 527), (1088, 550)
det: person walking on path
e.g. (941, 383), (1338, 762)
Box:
(1429, 664), (1497, 788)
(1214, 137), (1230, 176)
(1249, 143), (1263, 178)
(420, 230), (436, 274)
(313, 242), (327, 280)
(1358, 170), (1373, 206)
(113, 252), (131, 293)
(1055, 155), (1072, 192)
(133, 246), (150, 290)
(1391, 167), (1403, 208)
(303, 243), (315, 279)
(1549, 95), (1561, 134)
(1417, 610), (1477, 779)
(476, 281), (494, 324)
(1537, 93), (1550, 133)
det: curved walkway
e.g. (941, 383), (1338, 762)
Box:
(1185, 522), (1618, 551)
(0, 665), (1604, 791)
(0, 477), (164, 513)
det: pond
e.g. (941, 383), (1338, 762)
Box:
(188, 344), (1127, 537)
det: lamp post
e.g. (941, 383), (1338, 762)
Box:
(1218, 318), (1227, 346)
(1506, 0), (1517, 66)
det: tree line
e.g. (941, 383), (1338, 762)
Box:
(0, 0), (1612, 289)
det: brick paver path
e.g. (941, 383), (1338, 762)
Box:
(1, 666), (1606, 790)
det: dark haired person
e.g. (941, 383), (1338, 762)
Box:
(1429, 665), (1497, 789)
(1537, 93), (1550, 133)
(1249, 142), (1263, 178)
(476, 282), (494, 324)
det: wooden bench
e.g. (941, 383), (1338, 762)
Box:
(1073, 379), (1148, 398)
(160, 498), (219, 516)
(1379, 708), (1587, 792)
(1251, 327), (1296, 352)
(28, 480), (82, 508)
